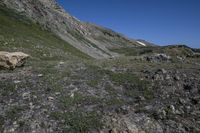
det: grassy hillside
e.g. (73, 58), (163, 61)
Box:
(0, 5), (90, 60)
(110, 45), (199, 57)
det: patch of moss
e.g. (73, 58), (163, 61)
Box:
(5, 106), (24, 121)
(107, 72), (153, 99)
(50, 110), (102, 132)
(87, 79), (99, 87)
(0, 81), (16, 96)
(0, 115), (4, 132)
(105, 98), (125, 106)
(0, 5), (91, 60)
(61, 92), (100, 108)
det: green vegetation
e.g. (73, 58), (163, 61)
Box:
(105, 97), (125, 106)
(5, 106), (24, 121)
(50, 110), (102, 132)
(61, 92), (101, 108)
(110, 45), (197, 58)
(0, 81), (16, 96)
(0, 5), (90, 60)
(110, 47), (157, 56)
(107, 71), (153, 99)
(87, 79), (99, 87)
(0, 115), (4, 132)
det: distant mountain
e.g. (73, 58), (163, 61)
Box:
(2, 0), (149, 59)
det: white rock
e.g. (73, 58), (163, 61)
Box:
(38, 74), (43, 77)
(48, 96), (55, 101)
(0, 51), (29, 69)
(14, 80), (21, 84)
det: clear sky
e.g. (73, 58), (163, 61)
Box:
(57, 0), (200, 48)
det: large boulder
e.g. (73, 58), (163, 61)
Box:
(0, 51), (29, 69)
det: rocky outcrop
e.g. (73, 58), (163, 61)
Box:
(0, 51), (29, 69)
(102, 113), (163, 133)
(144, 53), (171, 62)
(1, 0), (147, 59)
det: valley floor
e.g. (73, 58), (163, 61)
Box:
(0, 55), (200, 133)
(0, 5), (200, 132)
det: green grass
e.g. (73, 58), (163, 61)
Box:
(110, 45), (196, 58)
(0, 5), (90, 60)
(5, 106), (25, 121)
(87, 79), (99, 87)
(107, 71), (153, 99)
(0, 81), (16, 96)
(61, 92), (101, 108)
(105, 97), (125, 106)
(0, 115), (4, 132)
(50, 110), (102, 132)
(110, 47), (157, 56)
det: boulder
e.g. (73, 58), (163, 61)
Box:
(144, 53), (171, 62)
(0, 51), (29, 69)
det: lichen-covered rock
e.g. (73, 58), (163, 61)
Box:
(0, 51), (29, 69)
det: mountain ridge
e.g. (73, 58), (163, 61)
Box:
(2, 0), (147, 59)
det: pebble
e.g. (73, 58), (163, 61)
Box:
(14, 80), (21, 84)
(166, 74), (171, 80)
(38, 74), (43, 77)
(170, 105), (176, 114)
(161, 68), (167, 74)
(22, 92), (31, 100)
(70, 93), (74, 98)
(55, 92), (61, 95)
(59, 61), (65, 65)
(48, 97), (55, 101)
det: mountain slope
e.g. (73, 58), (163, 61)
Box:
(0, 4), (90, 60)
(2, 0), (146, 59)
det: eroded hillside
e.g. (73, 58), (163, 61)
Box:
(2, 0), (146, 59)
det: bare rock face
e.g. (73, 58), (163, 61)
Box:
(0, 51), (29, 69)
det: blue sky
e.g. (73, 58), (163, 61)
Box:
(57, 0), (200, 48)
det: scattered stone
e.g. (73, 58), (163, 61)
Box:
(189, 53), (200, 58)
(144, 53), (171, 62)
(161, 68), (167, 74)
(48, 97), (55, 101)
(70, 93), (74, 98)
(153, 74), (164, 80)
(170, 105), (176, 114)
(110, 128), (118, 133)
(174, 75), (180, 81)
(165, 74), (171, 80)
(59, 61), (65, 65)
(22, 92), (31, 100)
(13, 80), (21, 84)
(184, 84), (193, 91)
(55, 92), (61, 95)
(38, 74), (43, 77)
